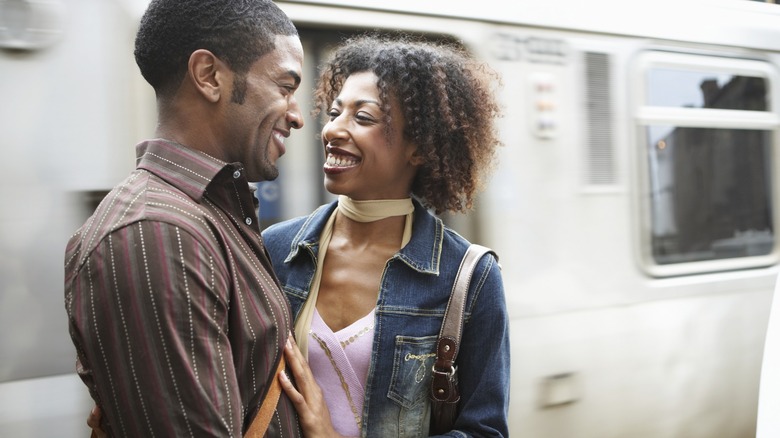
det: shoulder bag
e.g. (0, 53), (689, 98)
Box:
(430, 244), (496, 435)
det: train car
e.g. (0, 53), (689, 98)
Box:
(1, 0), (779, 436)
(757, 277), (780, 437)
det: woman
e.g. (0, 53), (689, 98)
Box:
(269, 35), (509, 437)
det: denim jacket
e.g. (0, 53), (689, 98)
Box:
(262, 199), (510, 437)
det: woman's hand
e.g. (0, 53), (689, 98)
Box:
(87, 405), (107, 438)
(280, 335), (345, 438)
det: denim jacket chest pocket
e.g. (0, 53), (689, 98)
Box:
(388, 335), (438, 408)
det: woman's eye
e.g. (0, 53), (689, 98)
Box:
(327, 109), (340, 120)
(356, 112), (375, 122)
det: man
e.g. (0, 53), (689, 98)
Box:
(64, 0), (304, 436)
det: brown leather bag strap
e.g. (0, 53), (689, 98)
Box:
(431, 244), (495, 403)
(244, 355), (286, 438)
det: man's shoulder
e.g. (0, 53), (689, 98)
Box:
(66, 170), (218, 262)
(96, 169), (212, 230)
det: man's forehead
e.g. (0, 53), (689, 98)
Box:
(261, 35), (303, 76)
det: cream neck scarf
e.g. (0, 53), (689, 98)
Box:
(294, 195), (414, 358)
(337, 195), (414, 224)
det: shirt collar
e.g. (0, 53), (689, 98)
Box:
(135, 138), (236, 203)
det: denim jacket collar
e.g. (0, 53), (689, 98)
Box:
(282, 198), (444, 275)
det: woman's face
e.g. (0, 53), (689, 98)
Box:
(320, 71), (420, 200)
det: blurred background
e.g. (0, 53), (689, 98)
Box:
(2, 0), (780, 436)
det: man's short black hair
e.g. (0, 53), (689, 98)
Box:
(134, 0), (298, 98)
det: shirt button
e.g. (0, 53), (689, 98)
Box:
(245, 217), (253, 225)
(233, 170), (241, 179)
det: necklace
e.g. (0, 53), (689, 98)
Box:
(340, 323), (374, 349)
(310, 331), (362, 430)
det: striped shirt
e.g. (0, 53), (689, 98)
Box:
(65, 139), (301, 438)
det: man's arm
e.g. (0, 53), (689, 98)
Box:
(68, 220), (243, 437)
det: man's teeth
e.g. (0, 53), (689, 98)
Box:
(326, 154), (358, 167)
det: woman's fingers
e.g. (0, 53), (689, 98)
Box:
(285, 335), (314, 382)
(87, 405), (107, 438)
(279, 363), (305, 405)
(281, 334), (341, 438)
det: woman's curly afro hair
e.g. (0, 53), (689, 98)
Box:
(315, 34), (503, 214)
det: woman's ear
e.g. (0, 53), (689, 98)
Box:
(188, 49), (225, 103)
(409, 148), (425, 166)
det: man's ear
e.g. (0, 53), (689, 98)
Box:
(188, 49), (226, 103)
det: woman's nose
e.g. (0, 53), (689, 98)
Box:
(321, 120), (346, 144)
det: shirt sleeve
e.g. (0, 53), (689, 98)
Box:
(68, 220), (243, 437)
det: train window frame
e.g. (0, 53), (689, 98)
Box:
(631, 51), (780, 277)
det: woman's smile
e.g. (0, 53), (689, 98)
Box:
(323, 147), (361, 174)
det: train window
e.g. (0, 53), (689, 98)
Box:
(646, 126), (773, 264)
(634, 52), (780, 276)
(646, 69), (768, 110)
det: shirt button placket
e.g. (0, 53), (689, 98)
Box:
(232, 169), (253, 226)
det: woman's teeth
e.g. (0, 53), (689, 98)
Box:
(326, 153), (359, 167)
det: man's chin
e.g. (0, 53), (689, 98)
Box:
(258, 167), (279, 182)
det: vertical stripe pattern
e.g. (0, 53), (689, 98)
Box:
(65, 139), (301, 438)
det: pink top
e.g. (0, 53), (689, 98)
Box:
(309, 308), (375, 437)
